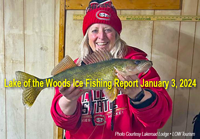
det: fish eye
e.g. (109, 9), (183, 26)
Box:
(134, 60), (141, 65)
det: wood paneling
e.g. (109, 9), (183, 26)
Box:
(185, 23), (200, 139)
(1, 0), (56, 138)
(65, 0), (181, 10)
(65, 10), (84, 59)
(153, 10), (181, 139)
(55, 0), (61, 66)
(182, 0), (198, 15)
(172, 0), (198, 139)
(54, 0), (61, 138)
(56, 0), (65, 138)
(59, 0), (66, 62)
(121, 10), (154, 59)
(186, 1), (200, 139)
(0, 0), (6, 138)
(24, 0), (54, 139)
(4, 0), (25, 139)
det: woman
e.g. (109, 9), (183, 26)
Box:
(51, 0), (172, 138)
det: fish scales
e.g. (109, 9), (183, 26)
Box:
(51, 59), (125, 89)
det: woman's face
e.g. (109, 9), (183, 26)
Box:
(88, 23), (116, 52)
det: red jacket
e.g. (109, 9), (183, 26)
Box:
(51, 46), (172, 139)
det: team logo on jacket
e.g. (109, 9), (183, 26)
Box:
(94, 115), (106, 125)
(96, 10), (111, 20)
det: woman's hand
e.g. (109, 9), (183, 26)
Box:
(58, 83), (89, 115)
(115, 72), (142, 99)
(115, 71), (152, 104)
(59, 83), (88, 102)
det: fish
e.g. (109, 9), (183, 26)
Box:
(15, 50), (152, 108)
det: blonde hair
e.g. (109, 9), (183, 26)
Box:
(76, 31), (128, 66)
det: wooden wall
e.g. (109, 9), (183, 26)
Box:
(0, 0), (60, 139)
(0, 0), (200, 139)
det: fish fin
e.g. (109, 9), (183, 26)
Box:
(15, 71), (46, 109)
(103, 87), (118, 102)
(22, 87), (43, 109)
(83, 50), (113, 65)
(51, 55), (77, 75)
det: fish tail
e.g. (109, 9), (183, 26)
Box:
(15, 71), (46, 109)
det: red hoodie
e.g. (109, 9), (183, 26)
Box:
(51, 46), (172, 139)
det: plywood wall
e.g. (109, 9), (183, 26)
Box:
(0, 0), (59, 139)
(0, 0), (6, 138)
(0, 0), (200, 139)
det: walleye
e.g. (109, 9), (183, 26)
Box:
(15, 50), (152, 108)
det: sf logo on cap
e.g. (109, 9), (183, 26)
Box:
(96, 10), (111, 20)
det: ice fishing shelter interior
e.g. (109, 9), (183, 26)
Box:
(55, 0), (200, 139)
(2, 0), (200, 139)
